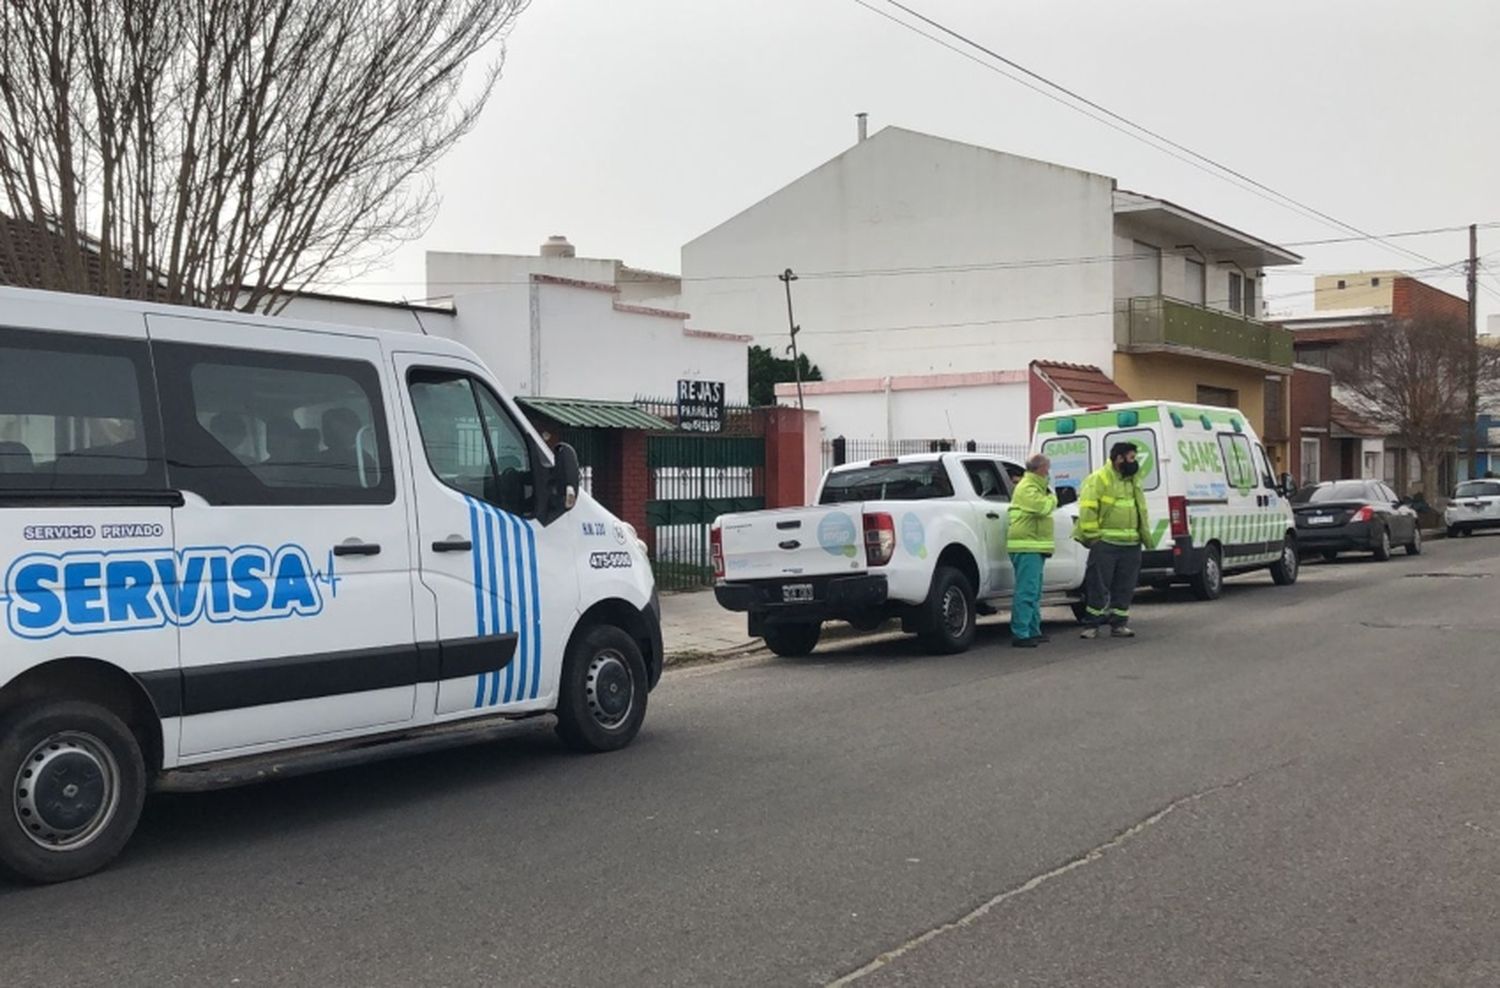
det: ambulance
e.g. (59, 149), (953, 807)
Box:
(1032, 400), (1300, 601)
(0, 286), (662, 883)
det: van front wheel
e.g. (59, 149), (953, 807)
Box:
(1270, 537), (1299, 585)
(0, 700), (146, 885)
(555, 625), (648, 754)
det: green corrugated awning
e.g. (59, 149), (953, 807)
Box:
(517, 396), (673, 431)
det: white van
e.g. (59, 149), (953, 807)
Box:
(1032, 401), (1300, 600)
(0, 287), (662, 883)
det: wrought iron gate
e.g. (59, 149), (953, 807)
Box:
(638, 398), (765, 591)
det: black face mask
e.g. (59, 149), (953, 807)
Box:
(1117, 460), (1140, 477)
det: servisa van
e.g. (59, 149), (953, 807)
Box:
(1031, 400), (1301, 600)
(0, 286), (662, 884)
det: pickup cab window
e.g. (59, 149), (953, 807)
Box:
(962, 459), (1009, 501)
(820, 461), (955, 504)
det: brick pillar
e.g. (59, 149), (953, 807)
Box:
(614, 429), (653, 551)
(760, 407), (809, 509)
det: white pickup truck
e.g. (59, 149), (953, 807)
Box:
(710, 453), (1089, 656)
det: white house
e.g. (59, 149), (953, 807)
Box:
(680, 125), (1300, 454)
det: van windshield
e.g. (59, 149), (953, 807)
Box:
(820, 461), (954, 504)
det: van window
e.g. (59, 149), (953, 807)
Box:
(155, 342), (394, 506)
(1040, 436), (1091, 493)
(408, 370), (534, 516)
(1217, 433), (1257, 493)
(0, 329), (165, 494)
(1254, 443), (1277, 489)
(1103, 428), (1160, 491)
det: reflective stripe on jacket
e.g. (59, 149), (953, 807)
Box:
(1075, 464), (1150, 547)
(1006, 471), (1057, 554)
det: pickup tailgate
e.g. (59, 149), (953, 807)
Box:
(717, 504), (866, 581)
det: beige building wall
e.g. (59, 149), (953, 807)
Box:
(1313, 271), (1399, 311)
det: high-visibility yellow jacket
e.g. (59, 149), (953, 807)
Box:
(1075, 464), (1150, 547)
(1006, 471), (1057, 554)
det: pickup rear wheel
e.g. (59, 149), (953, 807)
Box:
(762, 622), (822, 658)
(919, 566), (977, 654)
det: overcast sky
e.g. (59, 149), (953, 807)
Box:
(344, 0), (1500, 326)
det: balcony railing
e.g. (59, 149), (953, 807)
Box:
(1115, 296), (1294, 368)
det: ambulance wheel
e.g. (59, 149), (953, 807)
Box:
(919, 566), (977, 654)
(555, 625), (648, 754)
(1270, 538), (1299, 585)
(0, 700), (146, 885)
(1190, 544), (1223, 601)
(763, 623), (822, 657)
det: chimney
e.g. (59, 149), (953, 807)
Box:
(540, 235), (575, 259)
(856, 112), (868, 143)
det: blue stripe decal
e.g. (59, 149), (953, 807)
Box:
(510, 513), (530, 701)
(484, 506), (503, 707)
(525, 521), (542, 700)
(468, 499), (487, 707)
(498, 506), (516, 707)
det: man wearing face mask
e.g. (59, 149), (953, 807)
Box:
(1075, 441), (1152, 639)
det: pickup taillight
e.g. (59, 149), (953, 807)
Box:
(710, 524), (724, 580)
(863, 512), (896, 567)
(1168, 495), (1188, 539)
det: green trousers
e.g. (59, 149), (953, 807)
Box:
(1009, 552), (1045, 641)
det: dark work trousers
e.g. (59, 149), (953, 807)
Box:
(1083, 541), (1142, 627)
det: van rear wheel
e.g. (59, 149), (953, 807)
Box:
(1190, 544), (1224, 601)
(555, 625), (648, 753)
(0, 700), (146, 885)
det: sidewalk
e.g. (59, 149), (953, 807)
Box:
(659, 588), (763, 661)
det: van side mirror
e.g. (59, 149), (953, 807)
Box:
(551, 443), (581, 514)
(1056, 486), (1078, 508)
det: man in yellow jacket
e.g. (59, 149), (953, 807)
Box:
(1006, 453), (1056, 648)
(1075, 442), (1152, 639)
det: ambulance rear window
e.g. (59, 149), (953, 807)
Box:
(0, 329), (166, 494)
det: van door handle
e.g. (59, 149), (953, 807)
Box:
(333, 540), (382, 557)
(432, 538), (473, 553)
(986, 512), (1001, 520)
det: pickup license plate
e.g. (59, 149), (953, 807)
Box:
(1306, 515), (1334, 525)
(782, 583), (814, 602)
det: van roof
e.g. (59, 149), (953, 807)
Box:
(1036, 399), (1249, 420)
(0, 284), (479, 363)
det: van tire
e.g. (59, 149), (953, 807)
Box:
(555, 625), (648, 754)
(1270, 537), (1299, 585)
(919, 566), (977, 654)
(1190, 544), (1224, 601)
(763, 622), (822, 657)
(0, 700), (146, 885)
(1372, 527), (1392, 562)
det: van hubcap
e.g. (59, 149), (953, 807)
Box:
(585, 651), (634, 729)
(13, 732), (119, 851)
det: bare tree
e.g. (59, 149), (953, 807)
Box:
(0, 0), (528, 311)
(1337, 316), (1500, 497)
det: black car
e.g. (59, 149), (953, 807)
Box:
(1292, 479), (1422, 561)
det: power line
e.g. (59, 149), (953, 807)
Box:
(860, 0), (1450, 272)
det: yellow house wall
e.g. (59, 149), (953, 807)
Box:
(1313, 272), (1397, 312)
(1112, 351), (1272, 438)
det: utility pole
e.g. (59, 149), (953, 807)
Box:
(779, 268), (805, 411)
(1468, 223), (1480, 481)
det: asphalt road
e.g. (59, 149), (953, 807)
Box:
(5, 536), (1500, 987)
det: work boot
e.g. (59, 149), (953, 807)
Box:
(1012, 638), (1039, 649)
(1080, 627), (1100, 640)
(1035, 634), (1052, 644)
(1111, 626), (1136, 638)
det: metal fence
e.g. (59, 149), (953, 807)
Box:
(822, 437), (1030, 473)
(635, 396), (767, 591)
